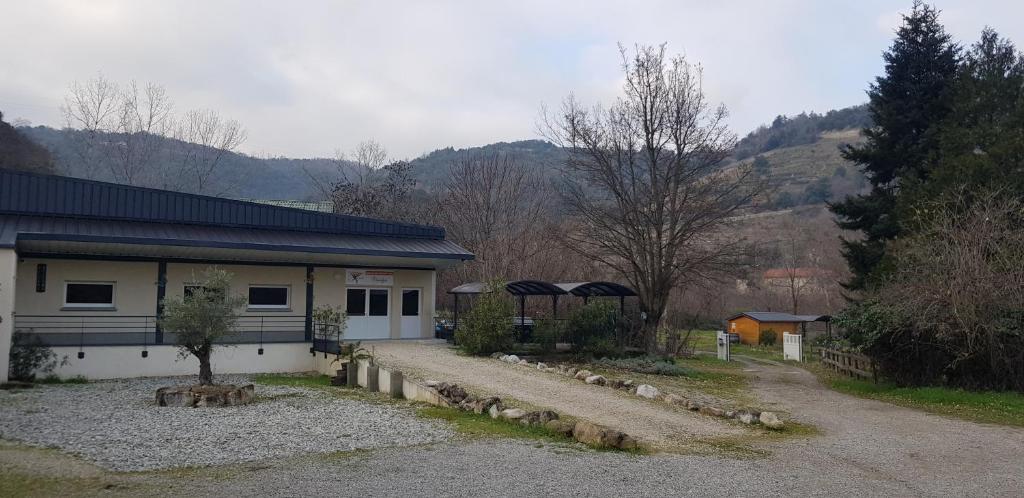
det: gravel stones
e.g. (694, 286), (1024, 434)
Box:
(0, 375), (452, 471)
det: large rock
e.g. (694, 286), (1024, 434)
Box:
(544, 419), (576, 437)
(156, 384), (254, 408)
(573, 370), (593, 381)
(501, 355), (520, 364)
(584, 375), (607, 386)
(663, 393), (685, 405)
(519, 410), (559, 426)
(736, 411), (759, 425)
(635, 384), (660, 399)
(536, 362), (547, 370)
(488, 403), (503, 419)
(572, 421), (639, 450)
(699, 405), (725, 417)
(759, 411), (784, 429)
(499, 408), (527, 421)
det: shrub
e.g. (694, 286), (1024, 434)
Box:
(593, 356), (691, 376)
(8, 331), (67, 382)
(456, 281), (514, 356)
(565, 301), (621, 358)
(759, 329), (778, 346)
(532, 318), (563, 354)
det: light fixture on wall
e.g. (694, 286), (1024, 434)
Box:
(258, 347), (264, 355)
(77, 351), (85, 359)
(141, 350), (148, 358)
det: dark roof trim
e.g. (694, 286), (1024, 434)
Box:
(449, 280), (635, 297)
(18, 252), (440, 271)
(727, 312), (830, 323)
(15, 232), (470, 260)
(0, 169), (444, 239)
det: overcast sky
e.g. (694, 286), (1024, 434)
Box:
(1, 1), (1022, 159)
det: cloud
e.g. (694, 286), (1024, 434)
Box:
(0, 0), (1021, 159)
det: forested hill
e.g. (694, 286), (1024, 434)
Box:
(14, 103), (869, 207)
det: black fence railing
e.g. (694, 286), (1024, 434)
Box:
(14, 314), (308, 347)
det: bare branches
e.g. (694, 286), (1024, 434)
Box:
(60, 74), (246, 193)
(543, 44), (760, 350)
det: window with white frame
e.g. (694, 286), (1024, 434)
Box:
(247, 285), (290, 310)
(64, 281), (116, 309)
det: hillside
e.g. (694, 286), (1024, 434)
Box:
(14, 104), (869, 208)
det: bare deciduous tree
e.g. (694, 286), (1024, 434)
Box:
(435, 154), (556, 282)
(60, 75), (245, 193)
(168, 109), (247, 194)
(543, 44), (761, 352)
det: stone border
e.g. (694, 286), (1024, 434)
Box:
(341, 359), (640, 450)
(492, 354), (785, 430)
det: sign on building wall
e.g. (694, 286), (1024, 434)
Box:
(345, 270), (394, 286)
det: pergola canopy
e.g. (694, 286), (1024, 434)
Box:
(556, 281), (637, 297)
(449, 280), (635, 297)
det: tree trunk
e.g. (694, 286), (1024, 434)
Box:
(198, 352), (213, 385)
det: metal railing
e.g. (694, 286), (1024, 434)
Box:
(14, 314), (308, 347)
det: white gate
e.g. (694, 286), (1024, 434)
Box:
(783, 332), (803, 362)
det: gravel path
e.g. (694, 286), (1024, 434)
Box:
(741, 357), (1024, 496)
(0, 375), (451, 471)
(371, 340), (744, 448)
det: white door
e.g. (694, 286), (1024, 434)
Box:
(344, 288), (391, 340)
(400, 288), (421, 338)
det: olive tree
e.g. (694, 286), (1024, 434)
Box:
(157, 268), (246, 385)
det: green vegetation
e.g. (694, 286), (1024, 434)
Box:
(593, 356), (691, 377)
(532, 318), (563, 355)
(758, 329), (777, 346)
(687, 329), (784, 363)
(251, 373), (332, 388)
(455, 281), (514, 356)
(7, 331), (67, 382)
(564, 301), (621, 358)
(36, 375), (89, 384)
(825, 375), (1024, 428)
(416, 406), (571, 443)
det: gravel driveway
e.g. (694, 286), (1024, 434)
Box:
(742, 358), (1024, 496)
(370, 340), (745, 448)
(0, 375), (451, 471)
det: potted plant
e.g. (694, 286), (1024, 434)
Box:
(338, 341), (373, 386)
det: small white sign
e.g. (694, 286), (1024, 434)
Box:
(346, 269), (393, 286)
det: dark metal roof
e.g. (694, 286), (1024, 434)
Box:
(727, 312), (830, 323)
(556, 281), (637, 297)
(0, 214), (473, 260)
(449, 280), (635, 297)
(0, 169), (444, 239)
(505, 280), (567, 296)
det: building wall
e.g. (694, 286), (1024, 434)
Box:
(0, 249), (17, 383)
(15, 258), (158, 316)
(46, 343), (315, 379)
(728, 316), (799, 345)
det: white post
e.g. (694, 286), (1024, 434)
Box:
(783, 332), (803, 362)
(716, 330), (730, 361)
(0, 249), (17, 383)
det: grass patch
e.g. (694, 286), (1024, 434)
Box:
(416, 406), (572, 444)
(251, 373), (332, 388)
(826, 375), (1024, 427)
(592, 356), (691, 376)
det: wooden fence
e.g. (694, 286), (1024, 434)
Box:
(818, 348), (877, 383)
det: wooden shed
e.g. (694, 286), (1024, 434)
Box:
(726, 312), (830, 345)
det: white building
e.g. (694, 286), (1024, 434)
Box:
(0, 170), (473, 381)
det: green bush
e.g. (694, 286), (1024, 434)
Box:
(593, 356), (691, 376)
(532, 318), (563, 354)
(456, 281), (514, 356)
(8, 331), (67, 382)
(565, 301), (621, 358)
(759, 329), (778, 346)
